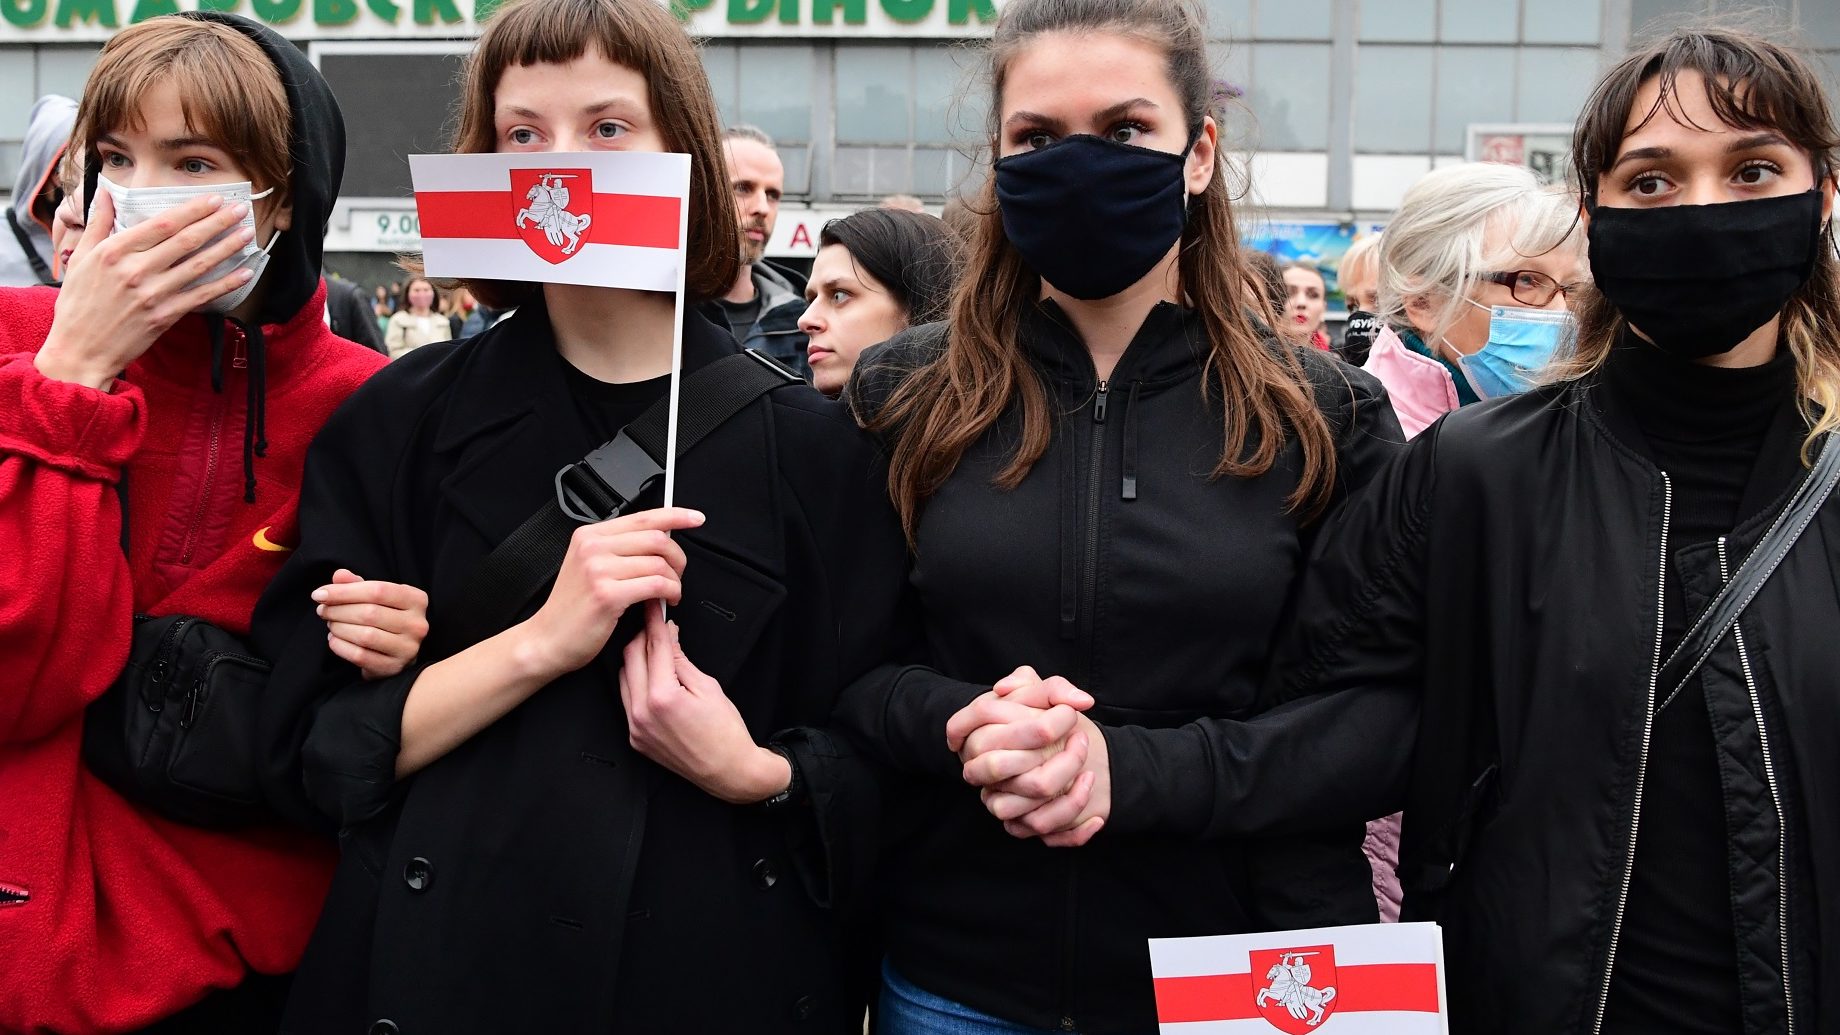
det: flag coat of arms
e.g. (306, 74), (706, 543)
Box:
(1150, 923), (1447, 1034)
(409, 150), (690, 291)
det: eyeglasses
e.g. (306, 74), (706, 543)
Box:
(1478, 270), (1576, 307)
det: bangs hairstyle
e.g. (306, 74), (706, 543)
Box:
(868, 0), (1342, 541)
(73, 18), (291, 200)
(1560, 24), (1840, 454)
(443, 0), (738, 309)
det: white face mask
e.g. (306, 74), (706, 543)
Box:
(94, 176), (281, 315)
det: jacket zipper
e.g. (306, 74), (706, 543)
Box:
(1593, 474), (1670, 1035)
(1054, 380), (1107, 1033)
(1718, 536), (1796, 1034)
(144, 616), (196, 711)
(178, 389), (229, 567)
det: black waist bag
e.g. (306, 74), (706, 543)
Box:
(82, 613), (271, 829)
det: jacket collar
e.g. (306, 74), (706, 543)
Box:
(1019, 299), (1204, 386)
(129, 280), (331, 392)
(432, 293), (738, 455)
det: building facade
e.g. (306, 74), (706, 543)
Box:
(1, 0), (1837, 285)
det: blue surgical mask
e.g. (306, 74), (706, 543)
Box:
(1452, 301), (1574, 399)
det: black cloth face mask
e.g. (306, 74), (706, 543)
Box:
(1587, 189), (1825, 359)
(1341, 309), (1382, 361)
(995, 133), (1193, 301)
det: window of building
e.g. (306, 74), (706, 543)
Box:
(703, 43), (815, 195)
(831, 41), (980, 199)
(1440, 0), (1518, 44)
(0, 46), (100, 196)
(1515, 47), (1599, 125)
(1241, 43), (1333, 150)
(1434, 46), (1517, 152)
(1354, 45), (1434, 152)
(315, 46), (468, 200)
(1361, 0), (1436, 43)
(1521, 0), (1601, 45)
(1255, 0), (1331, 41)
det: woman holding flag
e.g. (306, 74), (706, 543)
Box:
(251, 0), (908, 1029)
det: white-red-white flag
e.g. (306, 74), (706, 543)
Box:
(409, 150), (690, 291)
(1150, 923), (1447, 1034)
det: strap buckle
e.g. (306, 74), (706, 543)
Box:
(743, 347), (806, 385)
(554, 432), (665, 524)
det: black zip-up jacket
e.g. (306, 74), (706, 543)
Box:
(1267, 376), (1839, 1035)
(840, 301), (1405, 1033)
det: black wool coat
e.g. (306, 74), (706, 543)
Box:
(250, 302), (909, 1035)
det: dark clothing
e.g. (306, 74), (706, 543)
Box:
(715, 293), (763, 343)
(841, 303), (1405, 1034)
(250, 300), (910, 1035)
(700, 260), (812, 379)
(1598, 339), (1796, 1034)
(559, 358), (669, 444)
(1267, 361), (1836, 1035)
(324, 274), (387, 353)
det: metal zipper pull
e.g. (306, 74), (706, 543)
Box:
(1093, 380), (1109, 423)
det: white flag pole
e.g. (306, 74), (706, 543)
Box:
(659, 157), (692, 619)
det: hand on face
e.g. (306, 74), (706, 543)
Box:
(35, 189), (257, 390)
(618, 601), (791, 804)
(946, 666), (1111, 847)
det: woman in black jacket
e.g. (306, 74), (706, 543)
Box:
(1246, 26), (1840, 1035)
(250, 0), (907, 1030)
(840, 0), (1404, 1030)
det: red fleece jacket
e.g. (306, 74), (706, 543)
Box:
(0, 283), (386, 1034)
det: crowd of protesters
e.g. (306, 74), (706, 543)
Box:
(1, 1), (1838, 1034)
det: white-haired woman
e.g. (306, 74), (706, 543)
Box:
(1362, 162), (1583, 437)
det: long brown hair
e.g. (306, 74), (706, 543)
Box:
(869, 0), (1339, 540)
(1561, 25), (1840, 454)
(443, 0), (738, 308)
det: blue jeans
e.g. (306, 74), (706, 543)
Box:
(878, 962), (1074, 1035)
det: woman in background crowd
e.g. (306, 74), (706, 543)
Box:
(1280, 260), (1329, 349)
(1334, 233), (1381, 365)
(383, 275), (452, 359)
(1361, 163), (1581, 436)
(801, 207), (961, 397)
(841, 0), (1404, 1029)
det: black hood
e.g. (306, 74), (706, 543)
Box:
(84, 12), (345, 327)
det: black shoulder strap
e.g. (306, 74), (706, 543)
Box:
(7, 209), (55, 286)
(1656, 431), (1840, 698)
(432, 349), (801, 655)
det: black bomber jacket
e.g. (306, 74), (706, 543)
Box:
(1269, 376), (1838, 1035)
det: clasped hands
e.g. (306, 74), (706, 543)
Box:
(945, 666), (1110, 848)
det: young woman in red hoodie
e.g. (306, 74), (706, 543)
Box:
(0, 14), (414, 1033)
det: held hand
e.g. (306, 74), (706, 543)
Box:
(517, 507), (704, 681)
(618, 602), (791, 804)
(314, 569), (430, 680)
(985, 713), (1112, 848)
(944, 667), (1094, 754)
(35, 191), (260, 390)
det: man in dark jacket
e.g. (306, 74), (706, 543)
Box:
(322, 268), (386, 353)
(703, 125), (810, 378)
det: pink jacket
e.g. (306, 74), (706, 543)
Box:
(1360, 325), (1460, 440)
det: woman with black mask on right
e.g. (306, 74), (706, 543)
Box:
(1250, 25), (1840, 1034)
(841, 0), (1404, 1030)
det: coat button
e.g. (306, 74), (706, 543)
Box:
(368, 1021), (400, 1035)
(790, 995), (816, 1021)
(752, 858), (778, 890)
(403, 857), (433, 892)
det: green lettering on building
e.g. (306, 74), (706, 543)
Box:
(54, 0), (116, 27)
(946, 0), (993, 23)
(1, 0), (48, 27)
(364, 0), (396, 22)
(474, 0), (504, 21)
(197, 0), (239, 13)
(879, 0), (928, 23)
(313, 0), (357, 25)
(252, 0), (300, 21)
(810, 0), (863, 24)
(129, 0), (177, 21)
(726, 0), (771, 24)
(413, 0), (459, 24)
(668, 0), (711, 19)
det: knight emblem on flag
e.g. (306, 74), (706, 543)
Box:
(1251, 945), (1339, 1033)
(512, 168), (595, 264)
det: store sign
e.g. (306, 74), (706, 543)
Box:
(1466, 123), (1574, 187)
(346, 208), (423, 251)
(0, 0), (999, 39)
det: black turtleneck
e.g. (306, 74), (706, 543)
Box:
(1599, 335), (1798, 1035)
